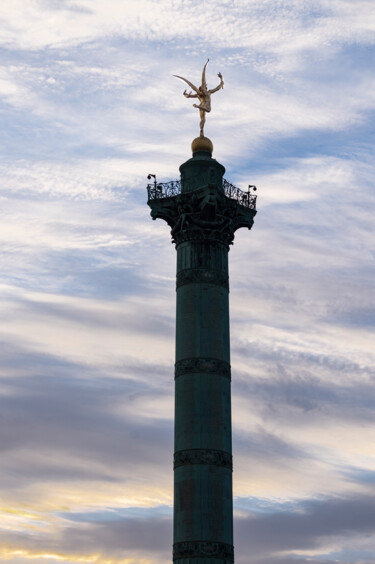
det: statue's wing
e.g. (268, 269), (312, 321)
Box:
(173, 75), (199, 93)
(201, 59), (209, 91)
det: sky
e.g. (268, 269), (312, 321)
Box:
(0, 0), (375, 563)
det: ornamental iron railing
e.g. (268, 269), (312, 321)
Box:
(147, 180), (181, 200)
(147, 177), (257, 210)
(223, 179), (257, 209)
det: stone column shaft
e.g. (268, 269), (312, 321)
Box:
(146, 144), (256, 564)
(173, 239), (233, 564)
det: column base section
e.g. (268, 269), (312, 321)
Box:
(173, 541), (234, 563)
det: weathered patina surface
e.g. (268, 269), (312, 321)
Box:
(147, 143), (256, 564)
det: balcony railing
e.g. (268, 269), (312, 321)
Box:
(147, 180), (181, 200)
(147, 177), (257, 210)
(223, 180), (257, 210)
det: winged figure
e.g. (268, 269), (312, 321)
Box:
(174, 59), (224, 137)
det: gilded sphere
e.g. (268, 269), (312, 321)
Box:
(191, 136), (214, 154)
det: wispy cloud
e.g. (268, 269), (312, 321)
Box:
(0, 1), (374, 563)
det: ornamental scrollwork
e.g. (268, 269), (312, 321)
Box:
(169, 188), (236, 246)
(147, 177), (257, 210)
(147, 183), (256, 247)
(174, 448), (233, 471)
(173, 540), (234, 561)
(175, 357), (231, 380)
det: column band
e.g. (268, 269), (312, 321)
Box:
(175, 357), (231, 380)
(176, 268), (229, 290)
(173, 540), (234, 562)
(174, 448), (232, 471)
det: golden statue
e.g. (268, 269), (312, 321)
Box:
(174, 59), (224, 138)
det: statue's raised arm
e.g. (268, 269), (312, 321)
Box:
(174, 60), (224, 137)
(208, 72), (224, 94)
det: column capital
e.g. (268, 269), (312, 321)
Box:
(147, 184), (256, 247)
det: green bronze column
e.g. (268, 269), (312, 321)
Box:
(147, 135), (257, 564)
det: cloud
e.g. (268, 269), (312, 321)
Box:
(0, 1), (374, 563)
(0, 513), (172, 563)
(2, 1), (375, 56)
(234, 493), (375, 563)
(1, 493), (374, 564)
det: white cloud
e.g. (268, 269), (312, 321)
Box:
(0, 1), (374, 563)
(1, 0), (374, 56)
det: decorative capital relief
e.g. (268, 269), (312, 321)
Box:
(173, 540), (234, 561)
(174, 448), (233, 471)
(147, 184), (255, 247)
(175, 357), (231, 380)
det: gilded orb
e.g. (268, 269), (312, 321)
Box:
(191, 136), (214, 154)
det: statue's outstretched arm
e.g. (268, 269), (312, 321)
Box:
(183, 90), (198, 99)
(208, 72), (224, 94)
(173, 75), (199, 94)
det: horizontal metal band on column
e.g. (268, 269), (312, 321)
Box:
(174, 448), (233, 471)
(175, 357), (231, 380)
(173, 540), (234, 562)
(176, 268), (229, 290)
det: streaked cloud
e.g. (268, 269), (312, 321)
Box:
(0, 1), (374, 563)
